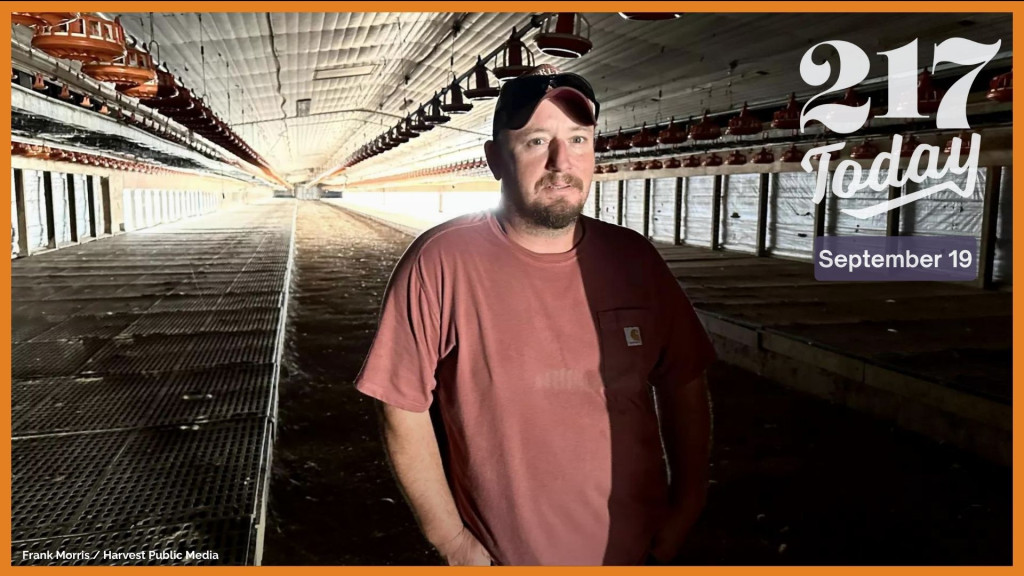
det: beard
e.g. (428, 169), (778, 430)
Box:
(512, 173), (587, 230)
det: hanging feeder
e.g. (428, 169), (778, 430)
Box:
(32, 14), (126, 63)
(781, 144), (803, 163)
(987, 71), (1012, 103)
(440, 78), (473, 114)
(464, 56), (500, 100)
(82, 41), (156, 86)
(594, 165), (604, 174)
(535, 13), (592, 58)
(917, 69), (944, 113)
(32, 73), (46, 91)
(80, 94), (92, 108)
(390, 127), (410, 145)
(850, 139), (879, 159)
(836, 87), (866, 107)
(148, 83), (192, 111)
(59, 84), (72, 100)
(13, 12), (78, 28)
(138, 67), (182, 102)
(619, 13), (681, 20)
(689, 110), (721, 140)
(594, 134), (609, 153)
(645, 159), (663, 170)
(423, 95), (451, 124)
(492, 28), (536, 81)
(608, 128), (632, 151)
(13, 13), (49, 27)
(657, 117), (687, 145)
(631, 160), (647, 171)
(683, 155), (702, 168)
(900, 134), (921, 158)
(702, 153), (723, 167)
(726, 102), (762, 136)
(630, 123), (658, 148)
(752, 147), (775, 164)
(726, 150), (747, 165)
(398, 118), (420, 139)
(943, 131), (974, 155)
(771, 93), (800, 130)
(605, 164), (619, 173)
(665, 157), (682, 169)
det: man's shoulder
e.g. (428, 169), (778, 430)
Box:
(404, 211), (494, 261)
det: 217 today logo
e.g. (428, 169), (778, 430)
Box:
(798, 38), (1001, 219)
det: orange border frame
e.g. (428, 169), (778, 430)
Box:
(3, 2), (1019, 572)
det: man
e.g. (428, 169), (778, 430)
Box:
(355, 65), (715, 566)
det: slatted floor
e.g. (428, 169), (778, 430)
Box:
(656, 244), (1012, 462)
(11, 200), (295, 566)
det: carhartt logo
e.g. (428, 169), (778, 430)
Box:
(624, 327), (643, 347)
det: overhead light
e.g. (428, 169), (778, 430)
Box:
(313, 64), (375, 81)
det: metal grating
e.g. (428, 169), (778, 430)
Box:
(82, 335), (198, 374)
(83, 332), (277, 375)
(14, 374), (156, 435)
(13, 365), (276, 435)
(12, 312), (67, 343)
(70, 419), (269, 536)
(173, 332), (278, 370)
(12, 517), (255, 566)
(147, 364), (276, 426)
(30, 314), (140, 342)
(76, 296), (160, 316)
(204, 309), (279, 334)
(11, 202), (292, 566)
(12, 341), (105, 379)
(121, 311), (218, 336)
(13, 419), (269, 542)
(12, 285), (72, 301)
(214, 294), (282, 310)
(12, 430), (133, 541)
(43, 284), (131, 301)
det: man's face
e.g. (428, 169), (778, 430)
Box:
(487, 98), (595, 230)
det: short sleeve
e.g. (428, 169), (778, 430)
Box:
(354, 247), (442, 412)
(648, 254), (716, 389)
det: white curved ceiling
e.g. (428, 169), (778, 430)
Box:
(89, 12), (1012, 185)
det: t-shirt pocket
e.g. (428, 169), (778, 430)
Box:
(596, 308), (653, 392)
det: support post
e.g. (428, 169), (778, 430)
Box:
(13, 168), (29, 257)
(42, 172), (56, 249)
(711, 175), (723, 250)
(756, 173), (770, 256)
(977, 166), (1003, 290)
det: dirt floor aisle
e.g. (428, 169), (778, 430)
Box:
(262, 202), (1009, 566)
(261, 202), (437, 565)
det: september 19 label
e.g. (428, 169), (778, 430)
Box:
(814, 236), (978, 281)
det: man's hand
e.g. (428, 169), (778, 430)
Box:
(648, 505), (701, 563)
(436, 526), (492, 566)
(649, 371), (712, 564)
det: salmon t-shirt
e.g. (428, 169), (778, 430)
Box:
(355, 211), (716, 565)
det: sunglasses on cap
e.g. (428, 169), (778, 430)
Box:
(492, 72), (601, 138)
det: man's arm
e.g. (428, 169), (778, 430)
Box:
(377, 401), (491, 565)
(649, 371), (712, 562)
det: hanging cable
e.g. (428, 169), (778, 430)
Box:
(199, 14), (207, 99)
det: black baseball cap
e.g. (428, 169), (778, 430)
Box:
(491, 66), (600, 139)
